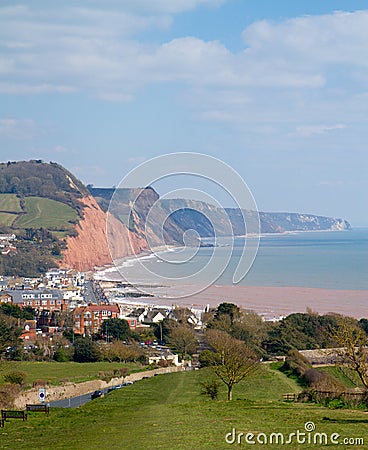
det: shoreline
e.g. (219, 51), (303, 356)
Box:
(95, 228), (367, 319)
(105, 282), (368, 319)
(179, 284), (368, 319)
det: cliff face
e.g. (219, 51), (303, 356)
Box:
(91, 188), (352, 247)
(62, 196), (147, 271)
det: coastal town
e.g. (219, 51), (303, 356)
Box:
(0, 266), (206, 367)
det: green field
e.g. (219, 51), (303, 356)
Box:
(319, 366), (363, 389)
(16, 196), (78, 230)
(0, 361), (146, 386)
(0, 194), (22, 213)
(1, 365), (367, 449)
(0, 212), (17, 227)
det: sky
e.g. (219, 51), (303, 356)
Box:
(0, 0), (367, 225)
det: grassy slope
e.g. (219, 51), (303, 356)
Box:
(0, 213), (17, 227)
(319, 366), (363, 389)
(1, 365), (367, 449)
(0, 361), (146, 387)
(0, 194), (22, 213)
(16, 197), (78, 230)
(0, 194), (21, 226)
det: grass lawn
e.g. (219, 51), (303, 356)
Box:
(0, 361), (147, 387)
(319, 366), (363, 389)
(1, 365), (367, 449)
(0, 194), (22, 213)
(0, 212), (17, 227)
(16, 197), (78, 230)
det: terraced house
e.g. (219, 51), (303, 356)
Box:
(73, 304), (120, 335)
(6, 289), (65, 311)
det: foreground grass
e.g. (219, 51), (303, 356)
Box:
(0, 361), (147, 386)
(1, 365), (367, 449)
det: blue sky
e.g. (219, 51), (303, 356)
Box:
(0, 0), (367, 225)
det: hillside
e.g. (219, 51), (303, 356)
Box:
(91, 187), (351, 246)
(0, 161), (146, 275)
(1, 367), (367, 449)
(0, 161), (351, 277)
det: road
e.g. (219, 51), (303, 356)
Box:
(48, 388), (109, 408)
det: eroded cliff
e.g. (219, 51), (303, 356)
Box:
(62, 196), (147, 271)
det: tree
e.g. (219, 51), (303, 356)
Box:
(73, 336), (101, 362)
(206, 329), (259, 400)
(0, 313), (22, 359)
(0, 303), (35, 320)
(99, 318), (131, 342)
(329, 315), (368, 390)
(167, 322), (198, 360)
(232, 311), (268, 351)
(102, 340), (144, 363)
(215, 303), (240, 324)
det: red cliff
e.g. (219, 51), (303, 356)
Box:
(62, 196), (147, 271)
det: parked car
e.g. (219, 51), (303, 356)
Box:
(91, 390), (103, 399)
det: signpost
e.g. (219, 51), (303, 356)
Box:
(39, 388), (46, 403)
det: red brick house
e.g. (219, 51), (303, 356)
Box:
(0, 293), (13, 304)
(73, 304), (120, 335)
(21, 320), (37, 342)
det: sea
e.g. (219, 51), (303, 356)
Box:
(98, 228), (368, 292)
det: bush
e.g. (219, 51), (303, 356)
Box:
(3, 371), (27, 386)
(0, 384), (21, 409)
(281, 350), (310, 379)
(54, 347), (72, 362)
(302, 368), (325, 386)
(33, 380), (48, 387)
(73, 337), (101, 362)
(200, 379), (220, 400)
(198, 350), (216, 367)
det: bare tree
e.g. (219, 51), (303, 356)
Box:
(206, 329), (259, 400)
(329, 315), (368, 390)
(167, 323), (198, 360)
(102, 340), (144, 363)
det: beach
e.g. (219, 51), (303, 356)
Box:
(97, 229), (368, 319)
(166, 284), (368, 319)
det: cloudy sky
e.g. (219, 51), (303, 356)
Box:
(0, 0), (367, 225)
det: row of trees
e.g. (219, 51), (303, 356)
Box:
(2, 300), (368, 402)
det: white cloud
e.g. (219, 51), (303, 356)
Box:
(294, 124), (347, 138)
(0, 82), (76, 95)
(0, 3), (367, 143)
(0, 118), (37, 139)
(86, 0), (227, 14)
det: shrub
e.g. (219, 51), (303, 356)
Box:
(198, 350), (216, 367)
(119, 368), (129, 378)
(200, 379), (220, 400)
(54, 347), (72, 362)
(3, 371), (27, 386)
(302, 368), (325, 386)
(0, 384), (21, 409)
(281, 350), (310, 379)
(32, 380), (48, 387)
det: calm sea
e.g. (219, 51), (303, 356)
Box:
(104, 229), (368, 291)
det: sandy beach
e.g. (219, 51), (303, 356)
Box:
(134, 284), (368, 319)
